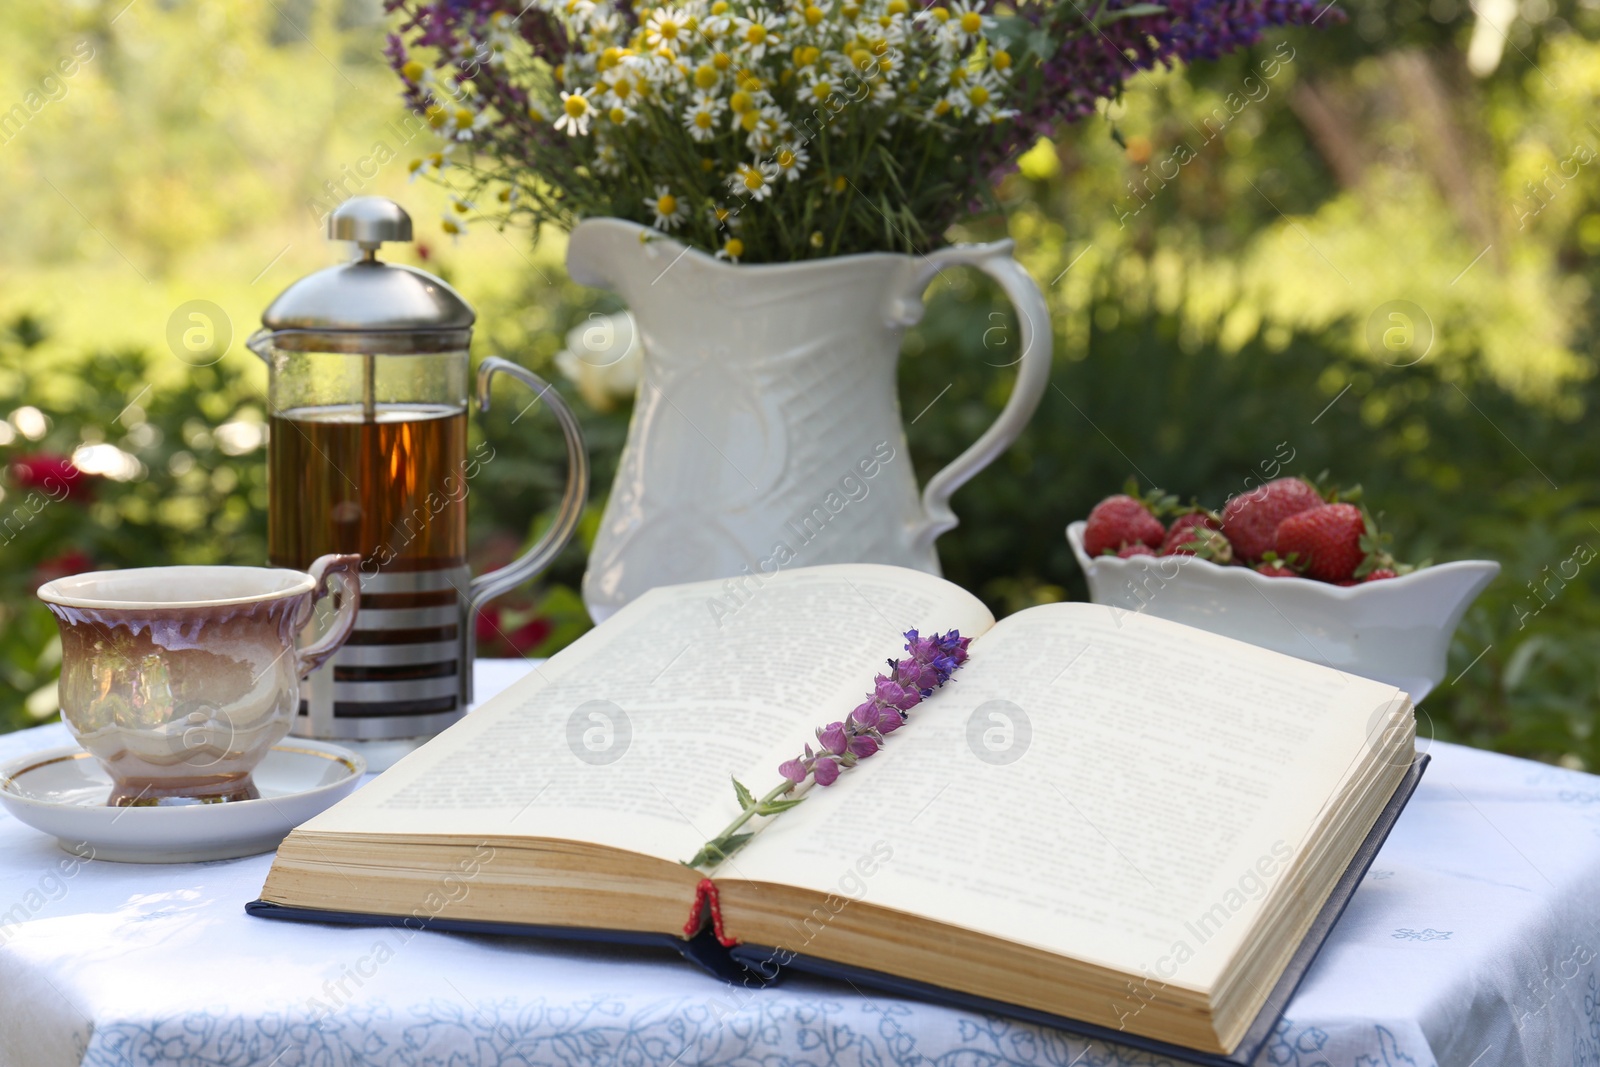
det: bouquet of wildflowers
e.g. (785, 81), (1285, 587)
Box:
(385, 0), (1332, 262)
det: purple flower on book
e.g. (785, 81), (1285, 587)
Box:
(781, 629), (971, 789)
(812, 758), (841, 787)
(687, 628), (971, 870)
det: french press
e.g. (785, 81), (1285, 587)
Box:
(249, 197), (587, 766)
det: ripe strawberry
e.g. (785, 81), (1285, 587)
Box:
(1084, 495), (1165, 557)
(1274, 503), (1366, 583)
(1363, 568), (1398, 582)
(1255, 563), (1299, 577)
(1220, 477), (1322, 563)
(1117, 543), (1157, 559)
(1161, 510), (1220, 553)
(1162, 524), (1233, 563)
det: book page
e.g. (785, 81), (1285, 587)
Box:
(727, 601), (1407, 991)
(293, 564), (995, 864)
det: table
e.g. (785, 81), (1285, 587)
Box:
(2, 660), (1598, 1067)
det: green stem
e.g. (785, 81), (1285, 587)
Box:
(687, 778), (797, 869)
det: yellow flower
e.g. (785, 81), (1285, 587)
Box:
(712, 0), (728, 12)
(401, 60), (425, 82)
(713, 51), (733, 70)
(928, 5), (949, 19)
(455, 107), (474, 127)
(959, 10), (981, 32)
(694, 64), (719, 88)
(804, 4), (824, 23)
(426, 104), (448, 128)
(967, 84), (989, 107)
(887, 0), (908, 12)
(933, 98), (951, 116)
(730, 89), (754, 112)
(992, 49), (1011, 70)
(724, 237), (744, 258)
(851, 48), (872, 69)
(442, 218), (463, 235)
(745, 22), (767, 45)
(528, 104), (546, 122)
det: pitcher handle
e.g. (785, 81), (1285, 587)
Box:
(467, 357), (590, 617)
(294, 553), (362, 680)
(902, 240), (1051, 552)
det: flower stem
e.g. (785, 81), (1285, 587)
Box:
(686, 779), (798, 870)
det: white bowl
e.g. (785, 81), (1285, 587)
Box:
(1066, 521), (1499, 703)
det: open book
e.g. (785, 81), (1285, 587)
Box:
(254, 564), (1418, 1062)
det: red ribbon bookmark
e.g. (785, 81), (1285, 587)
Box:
(683, 878), (740, 947)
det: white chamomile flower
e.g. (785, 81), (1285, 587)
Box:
(683, 92), (726, 142)
(734, 13), (783, 59)
(407, 150), (449, 182)
(740, 103), (788, 151)
(946, 0), (991, 45)
(555, 87), (596, 135)
(960, 69), (1005, 122)
(593, 141), (625, 176)
(644, 6), (691, 52)
(803, 68), (840, 106)
(604, 102), (639, 126)
(588, 11), (624, 37)
(646, 184), (690, 230)
(774, 142), (809, 181)
(708, 202), (742, 231)
(440, 213), (468, 240)
(599, 67), (643, 109)
(561, 0), (599, 26)
(728, 159), (780, 201)
(443, 104), (491, 141)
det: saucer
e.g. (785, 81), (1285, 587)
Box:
(0, 740), (365, 863)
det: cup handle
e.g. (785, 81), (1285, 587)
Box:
(293, 553), (362, 680)
(467, 357), (590, 616)
(897, 240), (1052, 553)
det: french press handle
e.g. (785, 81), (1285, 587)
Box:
(464, 358), (589, 686)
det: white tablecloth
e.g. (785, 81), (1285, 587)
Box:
(2, 660), (1598, 1067)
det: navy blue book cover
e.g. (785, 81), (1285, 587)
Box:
(248, 753), (1428, 1066)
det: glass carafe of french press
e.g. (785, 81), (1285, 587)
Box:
(249, 197), (587, 767)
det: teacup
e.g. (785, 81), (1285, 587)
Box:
(37, 555), (360, 806)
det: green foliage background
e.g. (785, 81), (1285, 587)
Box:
(3, 0), (1599, 770)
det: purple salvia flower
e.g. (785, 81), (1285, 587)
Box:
(776, 630), (967, 790)
(813, 758), (841, 787)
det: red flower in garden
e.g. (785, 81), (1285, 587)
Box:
(474, 605), (504, 645)
(9, 453), (90, 502)
(473, 606), (553, 657)
(507, 616), (552, 655)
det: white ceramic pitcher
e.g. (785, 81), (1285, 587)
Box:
(568, 218), (1051, 621)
